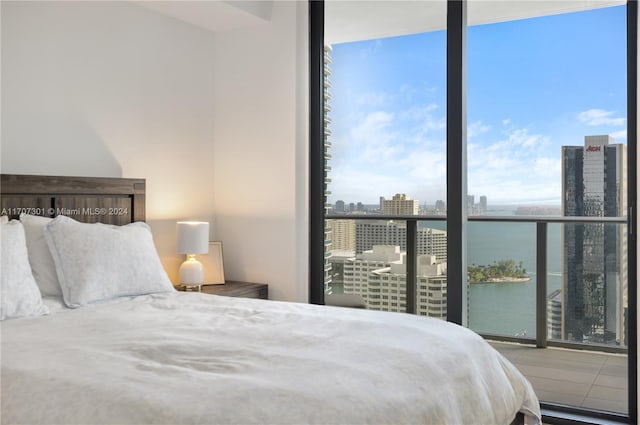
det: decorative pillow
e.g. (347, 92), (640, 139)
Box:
(44, 215), (174, 308)
(20, 214), (62, 297)
(1, 219), (49, 320)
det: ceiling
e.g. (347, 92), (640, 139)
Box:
(325, 0), (626, 44)
(132, 0), (625, 43)
(134, 0), (273, 33)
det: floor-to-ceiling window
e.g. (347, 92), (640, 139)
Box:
(310, 1), (637, 423)
(464, 3), (632, 417)
(322, 0), (447, 316)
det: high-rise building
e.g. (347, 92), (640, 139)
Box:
(467, 195), (475, 211)
(343, 245), (404, 305)
(355, 220), (447, 260)
(343, 246), (447, 318)
(382, 193), (419, 215)
(479, 196), (487, 212)
(323, 45), (333, 292)
(327, 219), (355, 251)
(327, 250), (355, 292)
(547, 289), (563, 340)
(334, 200), (345, 213)
(562, 135), (627, 345)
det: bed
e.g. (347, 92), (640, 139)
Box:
(1, 174), (541, 425)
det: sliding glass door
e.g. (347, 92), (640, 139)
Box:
(466, 3), (630, 416)
(311, 0), (637, 422)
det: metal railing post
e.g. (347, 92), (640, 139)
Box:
(406, 220), (417, 314)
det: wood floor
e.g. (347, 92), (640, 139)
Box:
(491, 342), (628, 415)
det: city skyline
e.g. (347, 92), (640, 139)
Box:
(331, 192), (489, 218)
(331, 192), (488, 210)
(327, 5), (627, 205)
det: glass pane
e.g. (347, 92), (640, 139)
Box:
(468, 3), (628, 415)
(557, 223), (628, 347)
(328, 219), (449, 319)
(328, 219), (409, 313)
(324, 2), (446, 217)
(324, 1), (447, 308)
(468, 222), (536, 338)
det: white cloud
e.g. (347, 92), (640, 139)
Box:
(352, 111), (394, 140)
(330, 168), (418, 203)
(403, 150), (446, 181)
(329, 101), (449, 202)
(356, 92), (389, 108)
(506, 128), (550, 150)
(348, 111), (402, 163)
(330, 105), (564, 205)
(577, 109), (626, 127)
(531, 157), (561, 178)
(400, 104), (445, 147)
(468, 121), (492, 139)
(467, 127), (559, 204)
(399, 103), (439, 121)
(610, 129), (627, 142)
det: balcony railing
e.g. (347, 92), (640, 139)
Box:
(326, 213), (629, 355)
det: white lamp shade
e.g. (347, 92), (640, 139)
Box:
(176, 221), (209, 254)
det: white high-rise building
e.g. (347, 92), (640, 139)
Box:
(355, 220), (447, 260)
(382, 193), (419, 215)
(343, 246), (447, 318)
(343, 245), (404, 305)
(323, 45), (333, 291)
(328, 249), (356, 293)
(327, 219), (355, 251)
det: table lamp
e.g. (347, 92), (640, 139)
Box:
(176, 221), (209, 288)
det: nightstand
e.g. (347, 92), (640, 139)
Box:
(200, 280), (268, 300)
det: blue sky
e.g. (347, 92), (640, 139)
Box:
(327, 5), (627, 206)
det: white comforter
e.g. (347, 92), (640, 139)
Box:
(1, 292), (540, 425)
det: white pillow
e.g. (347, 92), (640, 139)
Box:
(44, 215), (174, 308)
(20, 214), (62, 297)
(1, 219), (49, 320)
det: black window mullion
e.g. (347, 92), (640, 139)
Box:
(446, 0), (468, 326)
(309, 0), (325, 305)
(626, 0), (638, 422)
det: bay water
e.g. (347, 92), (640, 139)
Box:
(423, 208), (563, 337)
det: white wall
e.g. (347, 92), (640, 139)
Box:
(1, 1), (218, 281)
(1, 1), (310, 300)
(212, 1), (308, 302)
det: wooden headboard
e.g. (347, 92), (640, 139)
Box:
(0, 174), (145, 225)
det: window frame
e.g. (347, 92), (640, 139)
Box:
(309, 1), (637, 423)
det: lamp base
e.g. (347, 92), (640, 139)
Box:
(179, 255), (204, 287)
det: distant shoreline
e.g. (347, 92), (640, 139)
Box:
(470, 276), (531, 284)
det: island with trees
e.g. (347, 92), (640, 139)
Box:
(468, 259), (530, 283)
